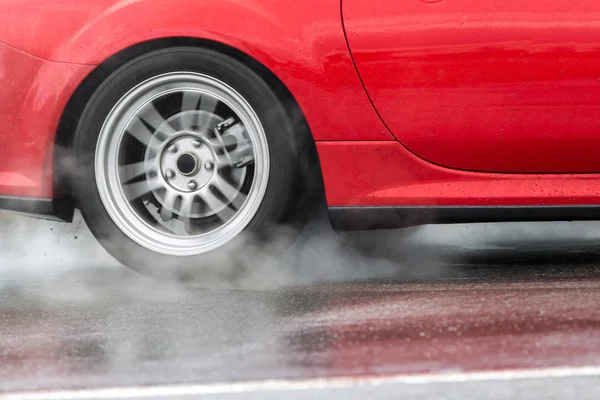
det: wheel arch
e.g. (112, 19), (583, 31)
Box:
(54, 37), (326, 214)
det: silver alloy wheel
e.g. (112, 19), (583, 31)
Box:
(95, 72), (270, 256)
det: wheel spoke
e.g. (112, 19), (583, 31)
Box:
(198, 95), (219, 132)
(140, 103), (177, 137)
(200, 94), (218, 113)
(123, 178), (162, 200)
(169, 218), (194, 236)
(179, 194), (195, 217)
(179, 91), (201, 130)
(127, 118), (156, 147)
(200, 188), (236, 222)
(213, 174), (246, 210)
(171, 195), (197, 235)
(196, 114), (221, 134)
(159, 191), (178, 221)
(182, 91), (201, 111)
(119, 160), (154, 182)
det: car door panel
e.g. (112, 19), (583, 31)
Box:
(343, 0), (600, 173)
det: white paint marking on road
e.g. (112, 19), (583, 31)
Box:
(3, 366), (600, 399)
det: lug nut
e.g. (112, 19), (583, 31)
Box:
(204, 161), (214, 171)
(192, 140), (202, 148)
(169, 145), (178, 153)
(165, 169), (175, 179)
(188, 180), (198, 190)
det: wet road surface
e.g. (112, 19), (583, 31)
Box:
(1, 214), (600, 398)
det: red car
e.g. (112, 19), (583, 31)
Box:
(1, 0), (599, 275)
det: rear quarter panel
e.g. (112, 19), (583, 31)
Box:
(0, 0), (393, 142)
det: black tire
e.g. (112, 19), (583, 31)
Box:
(72, 47), (304, 283)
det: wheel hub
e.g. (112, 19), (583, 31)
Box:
(177, 153), (198, 176)
(143, 111), (248, 220)
(157, 135), (214, 194)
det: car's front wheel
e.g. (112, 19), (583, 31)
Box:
(73, 47), (300, 280)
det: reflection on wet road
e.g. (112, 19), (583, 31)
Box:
(2, 213), (600, 398)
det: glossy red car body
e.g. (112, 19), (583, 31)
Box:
(2, 0), (600, 226)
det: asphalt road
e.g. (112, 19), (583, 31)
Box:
(1, 213), (600, 399)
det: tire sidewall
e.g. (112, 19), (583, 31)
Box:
(73, 47), (300, 280)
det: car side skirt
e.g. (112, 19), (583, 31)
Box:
(0, 196), (75, 223)
(329, 206), (600, 230)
